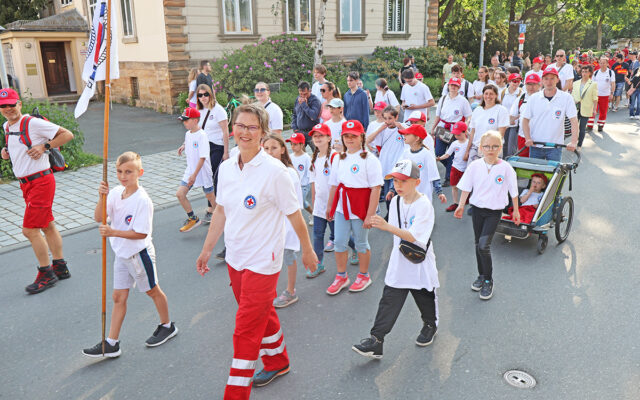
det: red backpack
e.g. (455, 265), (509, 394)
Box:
(4, 109), (66, 172)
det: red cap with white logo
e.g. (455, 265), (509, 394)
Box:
(341, 120), (365, 135)
(309, 123), (331, 137)
(0, 88), (20, 105)
(178, 107), (201, 120)
(286, 132), (307, 143)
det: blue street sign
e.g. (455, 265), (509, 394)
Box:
(519, 24), (527, 33)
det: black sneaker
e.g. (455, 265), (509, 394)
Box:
(215, 247), (226, 261)
(25, 266), (58, 294)
(203, 211), (213, 224)
(253, 365), (290, 387)
(352, 336), (383, 359)
(82, 340), (121, 358)
(442, 180), (451, 188)
(416, 322), (437, 346)
(145, 322), (178, 347)
(471, 276), (484, 292)
(52, 260), (71, 280)
(597, 126), (604, 132)
(479, 280), (494, 300)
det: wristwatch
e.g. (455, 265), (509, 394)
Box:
(44, 142), (51, 150)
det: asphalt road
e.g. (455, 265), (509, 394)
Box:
(1, 111), (639, 399)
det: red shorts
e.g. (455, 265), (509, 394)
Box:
(517, 136), (530, 157)
(449, 167), (464, 186)
(20, 172), (56, 229)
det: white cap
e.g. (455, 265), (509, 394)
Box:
(385, 159), (420, 180)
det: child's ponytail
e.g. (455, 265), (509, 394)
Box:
(324, 144), (332, 169)
(339, 136), (347, 159)
(310, 145), (320, 171)
(360, 134), (368, 159)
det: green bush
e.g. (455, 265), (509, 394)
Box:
(177, 91), (189, 109)
(423, 77), (443, 101)
(269, 83), (298, 125)
(0, 100), (101, 181)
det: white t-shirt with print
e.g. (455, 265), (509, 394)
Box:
(500, 87), (524, 127)
(385, 195), (439, 291)
(4, 115), (59, 178)
(550, 63), (574, 89)
(199, 103), (227, 145)
(400, 82), (434, 123)
(326, 118), (346, 149)
(183, 129), (213, 187)
(374, 89), (400, 107)
(371, 126), (406, 176)
(520, 188), (544, 207)
(510, 92), (531, 138)
(310, 152), (336, 219)
(329, 151), (384, 220)
(521, 90), (577, 144)
(106, 185), (153, 259)
(469, 105), (510, 146)
(290, 152), (312, 186)
(401, 147), (440, 198)
(445, 139), (469, 172)
(457, 158), (518, 210)
(284, 167), (304, 251)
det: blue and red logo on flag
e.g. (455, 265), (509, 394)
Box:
(488, 118), (496, 124)
(323, 168), (330, 176)
(244, 195), (257, 209)
(350, 164), (360, 174)
(495, 175), (505, 185)
(125, 215), (133, 225)
(298, 164), (304, 171)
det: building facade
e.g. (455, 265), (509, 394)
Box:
(1, 0), (438, 113)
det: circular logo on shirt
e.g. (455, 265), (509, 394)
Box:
(244, 195), (257, 209)
(488, 118), (496, 124)
(495, 175), (505, 185)
(605, 78), (610, 82)
(454, 109), (460, 115)
(323, 168), (330, 176)
(409, 216), (415, 227)
(124, 215), (133, 225)
(417, 162), (424, 169)
(554, 110), (562, 118)
(298, 164), (304, 171)
(346, 121), (355, 129)
(396, 135), (403, 142)
(350, 164), (360, 174)
(193, 141), (198, 148)
(209, 115), (214, 120)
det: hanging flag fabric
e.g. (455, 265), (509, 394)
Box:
(74, 0), (119, 118)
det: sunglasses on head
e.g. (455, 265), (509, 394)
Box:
(0, 103), (17, 109)
(254, 88), (268, 93)
(197, 93), (210, 98)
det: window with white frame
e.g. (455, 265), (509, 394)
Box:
(286, 0), (311, 34)
(61, 0), (73, 6)
(120, 0), (135, 37)
(222, 0), (253, 34)
(387, 0), (406, 33)
(340, 0), (361, 34)
(88, 0), (97, 20)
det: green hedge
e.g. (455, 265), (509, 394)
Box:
(0, 100), (101, 181)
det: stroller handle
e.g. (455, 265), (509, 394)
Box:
(532, 141), (581, 168)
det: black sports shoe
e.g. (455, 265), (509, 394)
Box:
(479, 280), (494, 300)
(215, 247), (226, 261)
(25, 266), (58, 294)
(352, 336), (383, 359)
(442, 180), (451, 188)
(82, 340), (121, 358)
(471, 276), (484, 292)
(145, 322), (178, 347)
(253, 365), (290, 387)
(597, 126), (604, 132)
(52, 260), (71, 280)
(416, 322), (437, 346)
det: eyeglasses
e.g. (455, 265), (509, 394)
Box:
(197, 93), (210, 98)
(555, 55), (564, 58)
(0, 103), (17, 109)
(233, 123), (261, 133)
(254, 88), (268, 93)
(482, 145), (501, 151)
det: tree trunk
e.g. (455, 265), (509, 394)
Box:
(596, 12), (604, 50)
(314, 0), (327, 66)
(438, 0), (457, 29)
(507, 0), (517, 51)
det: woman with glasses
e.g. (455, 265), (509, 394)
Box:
(319, 81), (341, 123)
(194, 84), (229, 222)
(464, 85), (509, 162)
(196, 103), (318, 398)
(254, 82), (283, 135)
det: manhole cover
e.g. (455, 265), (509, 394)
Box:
(503, 370), (536, 388)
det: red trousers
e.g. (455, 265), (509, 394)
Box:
(588, 96), (609, 128)
(224, 265), (289, 400)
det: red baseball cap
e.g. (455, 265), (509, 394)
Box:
(415, 72), (424, 79)
(531, 173), (548, 185)
(448, 77), (462, 87)
(286, 132), (307, 144)
(373, 101), (388, 111)
(309, 123), (331, 137)
(525, 74), (541, 84)
(532, 57), (543, 64)
(398, 124), (427, 139)
(508, 73), (522, 82)
(451, 121), (468, 135)
(542, 67), (559, 77)
(0, 88), (20, 106)
(406, 111), (427, 122)
(178, 107), (201, 120)
(341, 120), (364, 135)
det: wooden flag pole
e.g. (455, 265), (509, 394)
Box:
(101, 0), (112, 356)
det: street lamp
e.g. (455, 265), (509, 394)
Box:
(478, 0), (488, 67)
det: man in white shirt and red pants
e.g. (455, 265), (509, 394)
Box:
(1, 88), (74, 294)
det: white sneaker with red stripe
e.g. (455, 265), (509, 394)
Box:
(326, 274), (350, 295)
(349, 273), (372, 292)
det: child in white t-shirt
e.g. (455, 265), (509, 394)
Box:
(325, 98), (347, 151)
(287, 132), (314, 223)
(175, 107), (216, 233)
(263, 135), (305, 308)
(365, 101), (388, 156)
(352, 159), (439, 359)
(454, 131), (520, 301)
(437, 121), (469, 212)
(504, 173), (547, 224)
(83, 152), (177, 358)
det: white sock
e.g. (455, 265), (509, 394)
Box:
(162, 322), (172, 329)
(106, 337), (118, 346)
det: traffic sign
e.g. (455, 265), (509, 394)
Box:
(518, 33), (525, 45)
(519, 24), (527, 33)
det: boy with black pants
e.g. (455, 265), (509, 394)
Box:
(352, 160), (439, 359)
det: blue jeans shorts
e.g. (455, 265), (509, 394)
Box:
(180, 180), (214, 194)
(333, 212), (370, 253)
(614, 82), (625, 97)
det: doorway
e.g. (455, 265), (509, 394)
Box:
(40, 41), (71, 95)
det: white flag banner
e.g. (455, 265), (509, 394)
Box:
(74, 0), (119, 118)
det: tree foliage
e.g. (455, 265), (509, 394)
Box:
(0, 0), (48, 26)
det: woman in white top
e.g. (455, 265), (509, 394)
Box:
(196, 104), (317, 398)
(499, 73), (524, 158)
(374, 78), (400, 113)
(493, 70), (508, 93)
(253, 81), (283, 135)
(187, 68), (198, 108)
(195, 84), (229, 220)
(319, 81), (341, 123)
(465, 84), (510, 162)
(472, 66), (491, 109)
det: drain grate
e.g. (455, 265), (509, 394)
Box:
(503, 370), (536, 388)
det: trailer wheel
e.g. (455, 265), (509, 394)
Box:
(537, 235), (548, 254)
(554, 196), (574, 243)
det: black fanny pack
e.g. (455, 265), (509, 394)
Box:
(396, 197), (430, 264)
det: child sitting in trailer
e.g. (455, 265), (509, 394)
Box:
(503, 173), (547, 224)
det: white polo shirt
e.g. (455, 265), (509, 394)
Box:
(510, 92), (532, 138)
(216, 149), (300, 275)
(284, 167), (303, 251)
(374, 89), (400, 108)
(183, 129), (213, 188)
(329, 151), (383, 220)
(106, 185), (153, 259)
(550, 63), (574, 89)
(310, 152), (336, 219)
(385, 195), (439, 291)
(199, 103), (227, 145)
(400, 81), (434, 123)
(263, 100), (284, 131)
(469, 104), (510, 146)
(593, 69), (615, 96)
(435, 94), (472, 127)
(4, 115), (59, 178)
(457, 158), (518, 210)
(290, 152), (312, 186)
(522, 90), (577, 144)
(401, 147), (440, 198)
